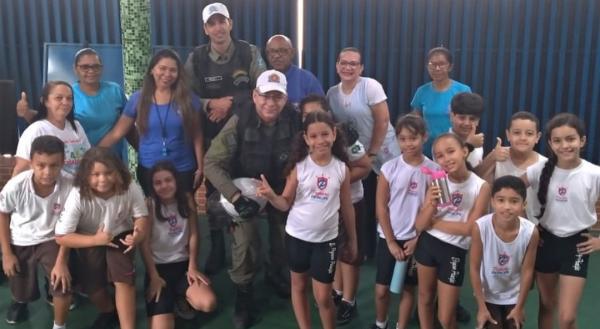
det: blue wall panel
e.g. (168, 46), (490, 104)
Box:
(0, 0), (121, 110)
(0, 0), (598, 162)
(303, 0), (599, 162)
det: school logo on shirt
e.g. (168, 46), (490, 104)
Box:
(555, 186), (568, 202)
(311, 175), (330, 203)
(317, 176), (328, 190)
(451, 191), (463, 207)
(498, 252), (510, 266)
(408, 181), (418, 195)
(167, 214), (183, 236)
(52, 203), (62, 215)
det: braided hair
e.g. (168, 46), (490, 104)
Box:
(536, 113), (586, 219)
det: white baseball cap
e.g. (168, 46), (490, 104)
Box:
(202, 2), (230, 24)
(256, 70), (287, 95)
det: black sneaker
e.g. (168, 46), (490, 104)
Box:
(456, 303), (471, 323)
(336, 300), (357, 325)
(45, 294), (78, 310)
(331, 290), (342, 307)
(6, 302), (28, 325)
(174, 297), (196, 320)
(368, 323), (388, 329)
(90, 311), (118, 329)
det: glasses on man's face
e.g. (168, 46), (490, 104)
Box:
(427, 62), (449, 71)
(77, 64), (103, 72)
(338, 61), (361, 68)
(259, 92), (286, 102)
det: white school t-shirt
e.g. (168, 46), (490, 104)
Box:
(428, 172), (486, 249)
(347, 139), (366, 203)
(0, 170), (73, 246)
(327, 77), (400, 173)
(56, 182), (148, 237)
(526, 159), (600, 237)
(378, 155), (438, 240)
(286, 156), (346, 243)
(149, 201), (190, 264)
(494, 152), (547, 223)
(15, 120), (91, 175)
(477, 214), (535, 305)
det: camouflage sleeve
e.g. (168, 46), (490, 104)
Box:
(184, 49), (210, 113)
(249, 44), (267, 87)
(204, 115), (240, 200)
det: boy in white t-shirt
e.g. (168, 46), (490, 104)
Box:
(0, 135), (74, 329)
(449, 92), (485, 171)
(470, 175), (539, 329)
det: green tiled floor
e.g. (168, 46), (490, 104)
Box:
(1, 217), (599, 329)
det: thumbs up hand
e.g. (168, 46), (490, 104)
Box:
(466, 125), (485, 148)
(16, 92), (30, 118)
(493, 137), (510, 162)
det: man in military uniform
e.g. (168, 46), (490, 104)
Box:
(204, 70), (301, 329)
(184, 2), (266, 276)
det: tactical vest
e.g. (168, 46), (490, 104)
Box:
(232, 101), (301, 192)
(192, 39), (254, 143)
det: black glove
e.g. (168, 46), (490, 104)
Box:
(233, 195), (260, 219)
(339, 122), (359, 146)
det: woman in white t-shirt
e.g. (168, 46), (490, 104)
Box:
(257, 111), (357, 329)
(13, 81), (91, 176)
(522, 113), (600, 329)
(414, 133), (490, 329)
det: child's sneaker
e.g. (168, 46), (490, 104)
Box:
(336, 299), (357, 325)
(368, 323), (388, 329)
(6, 302), (28, 324)
(331, 290), (342, 307)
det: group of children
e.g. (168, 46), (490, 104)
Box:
(1, 89), (599, 329)
(257, 91), (599, 329)
(0, 137), (216, 329)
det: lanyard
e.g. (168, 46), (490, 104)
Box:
(154, 96), (172, 157)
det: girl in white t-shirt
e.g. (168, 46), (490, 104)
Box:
(470, 175), (539, 329)
(370, 114), (438, 329)
(14, 81), (91, 176)
(140, 161), (216, 328)
(414, 133), (491, 329)
(258, 111), (357, 329)
(522, 113), (600, 329)
(299, 94), (371, 324)
(55, 147), (148, 329)
(479, 111), (546, 223)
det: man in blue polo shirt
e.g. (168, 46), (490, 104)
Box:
(265, 34), (324, 109)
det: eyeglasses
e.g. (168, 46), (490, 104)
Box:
(427, 62), (450, 70)
(259, 93), (286, 102)
(338, 61), (361, 68)
(77, 64), (103, 72)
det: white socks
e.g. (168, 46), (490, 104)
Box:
(52, 322), (66, 329)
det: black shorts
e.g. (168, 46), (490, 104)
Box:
(286, 233), (337, 283)
(145, 260), (190, 316)
(414, 232), (467, 286)
(375, 237), (418, 286)
(485, 303), (518, 329)
(535, 227), (589, 278)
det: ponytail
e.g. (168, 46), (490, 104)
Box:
(536, 153), (556, 219)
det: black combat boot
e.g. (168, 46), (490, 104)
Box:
(233, 283), (257, 329)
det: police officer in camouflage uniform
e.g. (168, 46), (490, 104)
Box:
(184, 2), (266, 276)
(204, 70), (301, 329)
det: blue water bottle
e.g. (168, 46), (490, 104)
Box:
(389, 261), (407, 294)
